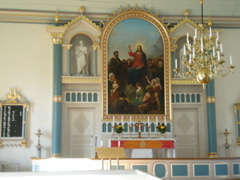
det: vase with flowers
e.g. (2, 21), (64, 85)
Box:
(156, 123), (167, 138)
(115, 123), (124, 138)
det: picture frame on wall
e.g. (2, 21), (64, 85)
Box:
(101, 6), (172, 122)
(0, 89), (29, 147)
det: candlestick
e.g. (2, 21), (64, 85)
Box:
(230, 56), (233, 65)
(148, 116), (150, 125)
(130, 116), (132, 125)
(113, 116), (115, 126)
(121, 116), (123, 125)
(156, 116), (158, 125)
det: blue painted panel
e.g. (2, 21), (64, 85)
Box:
(194, 164), (209, 176)
(111, 165), (125, 170)
(102, 123), (106, 132)
(154, 163), (166, 178)
(132, 165), (148, 173)
(66, 93), (70, 102)
(94, 93), (98, 102)
(83, 93), (87, 102)
(77, 93), (81, 102)
(108, 123), (112, 132)
(71, 93), (76, 102)
(124, 123), (128, 132)
(186, 94), (190, 103)
(191, 94), (195, 102)
(88, 93), (92, 102)
(233, 164), (240, 175)
(172, 165), (188, 177)
(215, 164), (228, 176)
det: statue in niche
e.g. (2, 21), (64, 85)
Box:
(71, 34), (93, 76)
(75, 40), (89, 76)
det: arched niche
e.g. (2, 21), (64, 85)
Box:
(62, 15), (101, 77)
(170, 19), (198, 84)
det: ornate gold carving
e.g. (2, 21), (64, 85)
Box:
(21, 141), (27, 147)
(62, 44), (72, 50)
(64, 15), (101, 30)
(62, 76), (101, 84)
(50, 33), (64, 44)
(92, 43), (100, 50)
(1, 88), (28, 103)
(53, 95), (62, 102)
(208, 152), (218, 158)
(207, 97), (215, 103)
(52, 154), (61, 158)
(171, 79), (199, 84)
(55, 9), (60, 23)
(170, 18), (198, 33)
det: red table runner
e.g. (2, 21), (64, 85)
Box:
(111, 140), (174, 149)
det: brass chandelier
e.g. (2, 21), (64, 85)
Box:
(173, 0), (235, 89)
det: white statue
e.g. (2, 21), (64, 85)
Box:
(75, 40), (88, 76)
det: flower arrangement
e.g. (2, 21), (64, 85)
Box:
(115, 123), (124, 134)
(156, 123), (167, 134)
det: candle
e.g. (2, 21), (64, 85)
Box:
(183, 45), (186, 55)
(118, 141), (120, 147)
(156, 116), (158, 125)
(113, 116), (115, 126)
(193, 47), (195, 58)
(121, 116), (123, 125)
(220, 43), (223, 53)
(217, 51), (220, 60)
(175, 59), (178, 68)
(212, 47), (215, 57)
(164, 116), (167, 125)
(186, 32), (189, 44)
(200, 37), (203, 52)
(101, 141), (103, 147)
(216, 31), (219, 40)
(189, 54), (192, 63)
(148, 116), (150, 125)
(130, 116), (132, 125)
(209, 27), (212, 38)
(230, 56), (233, 65)
(194, 28), (197, 38)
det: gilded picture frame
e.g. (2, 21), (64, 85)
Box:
(101, 6), (171, 122)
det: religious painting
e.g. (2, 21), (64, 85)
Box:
(70, 34), (93, 76)
(101, 7), (171, 122)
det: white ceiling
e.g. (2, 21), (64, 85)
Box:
(0, 0), (239, 26)
(0, 0), (239, 17)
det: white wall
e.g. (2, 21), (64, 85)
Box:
(215, 29), (240, 157)
(0, 23), (53, 171)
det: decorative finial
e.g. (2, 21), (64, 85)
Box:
(55, 9), (60, 23)
(79, 6), (85, 15)
(208, 16), (212, 26)
(184, 9), (190, 19)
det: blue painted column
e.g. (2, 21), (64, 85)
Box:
(51, 33), (64, 158)
(206, 80), (218, 157)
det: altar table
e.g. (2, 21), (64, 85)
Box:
(109, 139), (175, 158)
